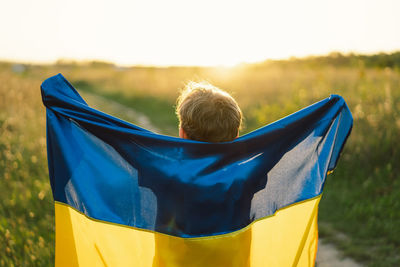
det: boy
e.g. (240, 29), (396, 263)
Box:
(176, 81), (242, 142)
(153, 82), (250, 267)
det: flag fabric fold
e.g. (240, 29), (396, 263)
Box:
(41, 74), (353, 267)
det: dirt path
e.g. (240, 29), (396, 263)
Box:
(316, 239), (362, 267)
(80, 91), (161, 133)
(81, 91), (363, 267)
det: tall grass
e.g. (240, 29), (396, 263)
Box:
(0, 54), (399, 266)
(0, 64), (53, 266)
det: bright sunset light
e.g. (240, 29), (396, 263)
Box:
(1, 0), (400, 66)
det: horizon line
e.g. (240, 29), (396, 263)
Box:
(1, 49), (399, 69)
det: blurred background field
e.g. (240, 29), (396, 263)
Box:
(1, 52), (399, 266)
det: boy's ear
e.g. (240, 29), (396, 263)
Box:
(179, 127), (188, 139)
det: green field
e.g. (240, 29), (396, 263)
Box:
(0, 52), (399, 266)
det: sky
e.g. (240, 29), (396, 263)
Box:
(1, 0), (400, 66)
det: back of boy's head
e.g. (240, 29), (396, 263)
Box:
(176, 81), (242, 143)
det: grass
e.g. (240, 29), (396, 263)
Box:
(0, 53), (399, 266)
(0, 64), (54, 266)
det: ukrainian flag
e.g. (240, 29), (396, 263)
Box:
(41, 74), (353, 267)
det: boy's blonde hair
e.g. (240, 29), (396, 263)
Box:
(176, 81), (242, 142)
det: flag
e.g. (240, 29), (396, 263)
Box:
(41, 74), (353, 267)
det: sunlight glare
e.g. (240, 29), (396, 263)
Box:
(0, 0), (399, 66)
